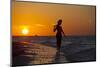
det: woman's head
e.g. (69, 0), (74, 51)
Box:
(57, 19), (62, 25)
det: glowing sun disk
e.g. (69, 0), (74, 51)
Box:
(22, 28), (29, 35)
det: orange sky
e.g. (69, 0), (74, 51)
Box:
(12, 1), (96, 36)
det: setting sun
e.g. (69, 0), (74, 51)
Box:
(22, 28), (29, 35)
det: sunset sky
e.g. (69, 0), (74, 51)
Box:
(12, 1), (96, 36)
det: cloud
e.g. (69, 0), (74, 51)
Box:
(35, 24), (45, 27)
(52, 24), (56, 26)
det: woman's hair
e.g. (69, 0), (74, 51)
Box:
(57, 19), (62, 25)
(54, 19), (62, 32)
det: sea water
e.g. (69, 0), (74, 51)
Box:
(12, 36), (96, 47)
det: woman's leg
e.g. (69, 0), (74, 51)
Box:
(56, 36), (61, 51)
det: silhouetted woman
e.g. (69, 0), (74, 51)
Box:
(53, 19), (65, 51)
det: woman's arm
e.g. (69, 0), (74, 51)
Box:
(53, 25), (56, 32)
(61, 27), (66, 36)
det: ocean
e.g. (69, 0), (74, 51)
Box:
(12, 36), (96, 47)
(12, 36), (96, 66)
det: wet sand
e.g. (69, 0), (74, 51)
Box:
(12, 42), (96, 66)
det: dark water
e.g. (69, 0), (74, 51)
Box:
(12, 36), (96, 47)
(12, 36), (96, 66)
